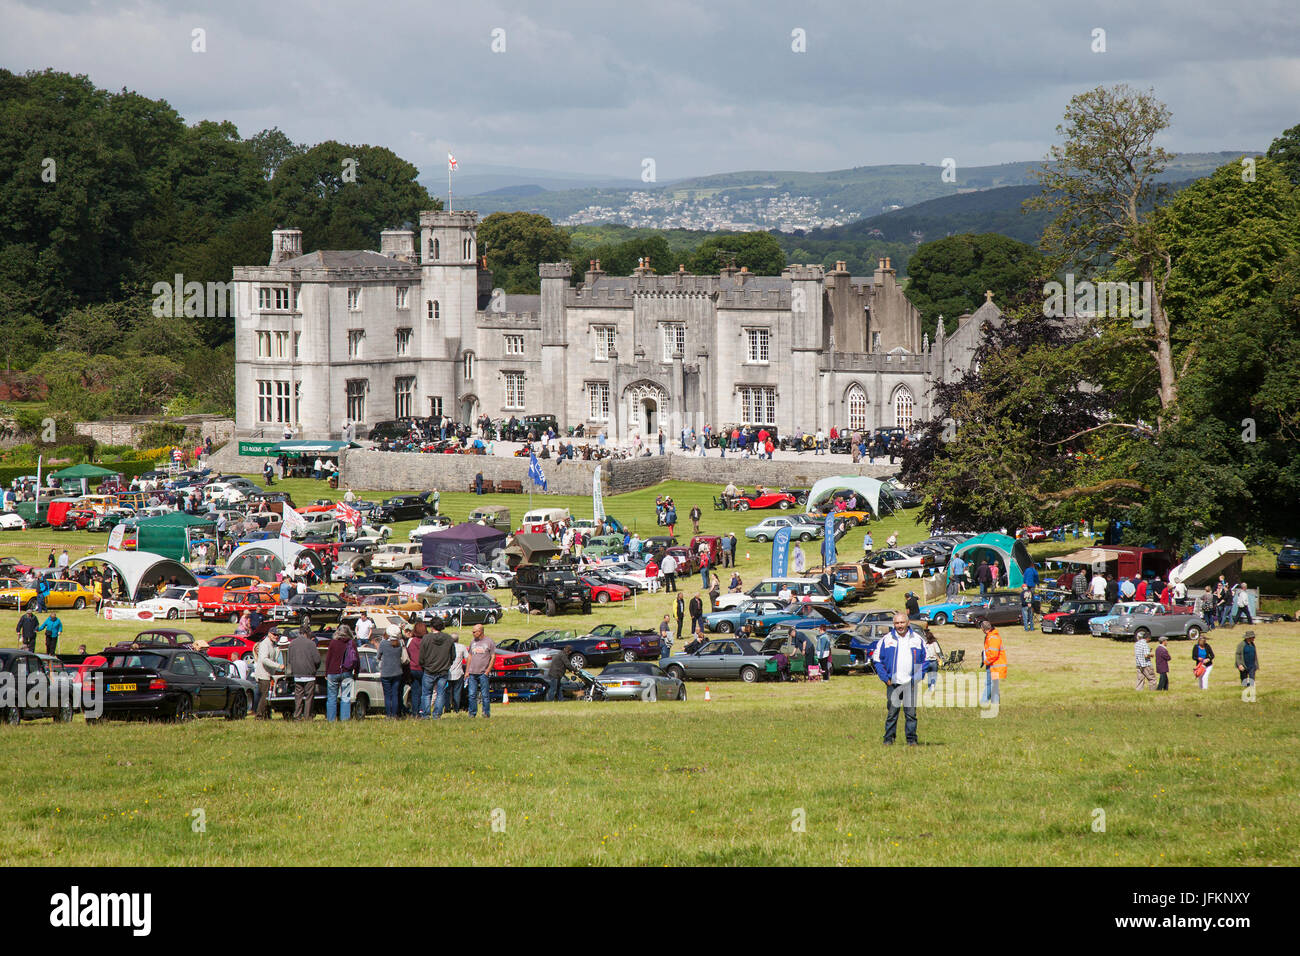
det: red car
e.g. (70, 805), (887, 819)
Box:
(491, 650), (538, 673)
(1016, 525), (1049, 541)
(731, 492), (797, 512)
(204, 634), (259, 663)
(200, 588), (281, 624)
(579, 574), (630, 605)
(58, 509), (98, 530)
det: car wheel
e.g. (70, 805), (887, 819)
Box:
(166, 608), (179, 620)
(755, 534), (768, 543)
(569, 652), (587, 670)
(799, 532), (813, 541)
(1063, 621), (1075, 635)
(933, 613), (948, 625)
(666, 665), (684, 681)
(351, 694), (369, 719)
(740, 665), (758, 683)
(226, 691), (247, 720)
(717, 621), (734, 633)
(597, 591), (611, 604)
(778, 500), (791, 510)
(173, 695), (194, 722)
(1134, 628), (1151, 641)
(623, 650), (637, 663)
(644, 684), (658, 702)
(678, 685), (687, 701)
(491, 613), (502, 624)
(485, 577), (498, 589)
(1186, 625), (1201, 641)
(737, 501), (749, 511)
(544, 598), (557, 617)
(73, 597), (85, 610)
(229, 612), (240, 624)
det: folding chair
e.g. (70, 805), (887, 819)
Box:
(952, 648), (966, 672)
(938, 650), (959, 672)
(806, 664), (823, 682)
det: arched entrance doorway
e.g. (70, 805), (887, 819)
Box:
(459, 394), (479, 423)
(624, 382), (669, 440)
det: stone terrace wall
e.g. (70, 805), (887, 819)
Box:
(335, 450), (899, 496)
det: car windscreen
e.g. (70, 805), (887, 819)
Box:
(104, 653), (168, 670)
(600, 663), (650, 676)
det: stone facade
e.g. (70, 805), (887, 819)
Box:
(232, 212), (998, 442)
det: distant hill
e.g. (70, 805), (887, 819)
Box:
(811, 185), (1049, 246)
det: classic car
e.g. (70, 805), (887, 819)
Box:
(0, 649), (77, 723)
(713, 577), (845, 610)
(408, 517), (454, 540)
(202, 634), (259, 663)
(0, 513), (29, 531)
(662, 637), (771, 683)
(702, 597), (788, 633)
(136, 585), (201, 620)
(358, 592), (425, 614)
(593, 661), (687, 701)
(952, 591), (1024, 627)
(585, 623), (661, 661)
(806, 563), (877, 601)
(1015, 525), (1050, 542)
(1040, 600), (1113, 634)
(579, 574), (631, 604)
(0, 578), (97, 611)
(1096, 603), (1205, 641)
(868, 547), (940, 573)
(107, 628), (199, 649)
(918, 597), (985, 626)
(0, 557), (34, 575)
(419, 592), (504, 625)
(374, 493), (436, 524)
(744, 515), (824, 542)
(735, 600), (853, 637)
(92, 647), (251, 721)
(271, 590), (349, 624)
(198, 587), (280, 624)
(729, 491), (798, 512)
(370, 543), (426, 571)
(524, 629), (626, 671)
(1087, 602), (1165, 637)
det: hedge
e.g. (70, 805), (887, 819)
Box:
(0, 459), (167, 489)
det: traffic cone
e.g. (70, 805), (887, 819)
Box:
(704, 686), (711, 701)
(501, 686), (509, 705)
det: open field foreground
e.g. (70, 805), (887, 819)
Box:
(1, 480), (1296, 866)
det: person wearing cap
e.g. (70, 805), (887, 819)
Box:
(870, 610), (927, 745)
(418, 622), (456, 718)
(253, 630), (286, 718)
(1133, 629), (1156, 690)
(1154, 635), (1172, 690)
(287, 628), (320, 720)
(376, 625), (404, 718)
(1234, 631), (1259, 688)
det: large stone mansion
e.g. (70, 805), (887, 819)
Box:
(232, 210), (995, 441)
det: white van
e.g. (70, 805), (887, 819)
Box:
(521, 507), (570, 531)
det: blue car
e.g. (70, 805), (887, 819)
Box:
(919, 597), (986, 625)
(703, 598), (787, 633)
(738, 601), (852, 636)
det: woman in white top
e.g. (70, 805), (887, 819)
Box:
(447, 637), (470, 713)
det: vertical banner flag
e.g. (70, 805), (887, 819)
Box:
(280, 505), (307, 540)
(822, 512), (837, 566)
(107, 523), (125, 551)
(592, 465), (604, 520)
(771, 526), (792, 578)
(528, 452), (548, 492)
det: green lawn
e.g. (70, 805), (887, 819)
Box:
(1, 478), (1297, 865)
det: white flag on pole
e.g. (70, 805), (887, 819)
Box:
(280, 505), (307, 540)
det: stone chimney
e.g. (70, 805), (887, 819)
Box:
(633, 256), (655, 276)
(380, 228), (417, 261)
(585, 258), (606, 285)
(270, 228), (302, 265)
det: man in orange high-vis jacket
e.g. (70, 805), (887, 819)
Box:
(980, 618), (1006, 705)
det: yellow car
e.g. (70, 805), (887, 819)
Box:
(0, 578), (98, 611)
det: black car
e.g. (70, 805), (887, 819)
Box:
(0, 649), (76, 723)
(273, 590), (349, 624)
(93, 648), (251, 721)
(375, 493), (435, 524)
(420, 593), (504, 625)
(1040, 599), (1114, 635)
(343, 573), (415, 602)
(511, 564), (591, 616)
(522, 414), (559, 436)
(1276, 547), (1300, 579)
(514, 632), (624, 671)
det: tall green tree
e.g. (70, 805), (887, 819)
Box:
(1265, 123), (1300, 185)
(903, 233), (1043, 338)
(477, 212), (572, 292)
(686, 232), (785, 275)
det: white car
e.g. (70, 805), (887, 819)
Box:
(293, 513), (337, 540)
(0, 513), (28, 531)
(136, 585), (201, 620)
(868, 547), (939, 573)
(370, 543), (425, 571)
(202, 483), (247, 505)
(458, 562), (514, 589)
(407, 517), (454, 541)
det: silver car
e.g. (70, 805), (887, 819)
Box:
(662, 637), (771, 683)
(594, 661), (687, 701)
(1103, 604), (1204, 641)
(744, 516), (824, 543)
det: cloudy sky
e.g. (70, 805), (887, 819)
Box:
(4, 0), (1297, 181)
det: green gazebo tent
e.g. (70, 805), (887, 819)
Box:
(134, 511), (215, 561)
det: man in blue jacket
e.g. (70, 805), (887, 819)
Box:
(871, 611), (929, 746)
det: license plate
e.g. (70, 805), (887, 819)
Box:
(108, 683), (137, 692)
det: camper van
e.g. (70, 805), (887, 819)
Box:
(468, 505), (511, 530)
(520, 508), (570, 534)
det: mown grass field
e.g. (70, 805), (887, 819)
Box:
(0, 477), (1296, 865)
